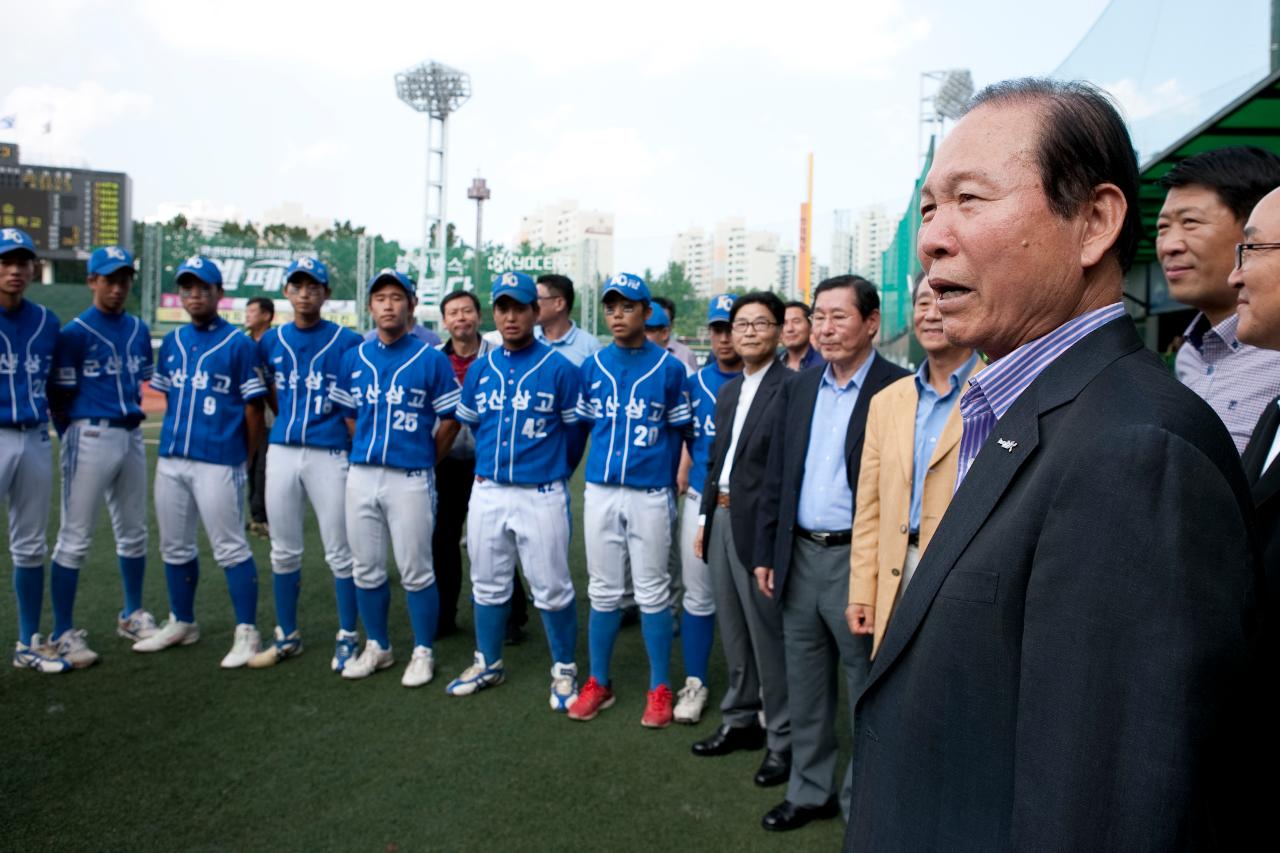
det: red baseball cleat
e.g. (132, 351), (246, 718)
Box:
(567, 676), (615, 721)
(641, 683), (674, 728)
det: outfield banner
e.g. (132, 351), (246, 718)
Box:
(157, 293), (361, 328)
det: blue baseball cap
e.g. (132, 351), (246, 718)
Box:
(707, 293), (736, 326)
(602, 272), (650, 303)
(175, 255), (223, 287)
(285, 256), (330, 287)
(0, 227), (37, 259)
(645, 302), (671, 329)
(490, 271), (537, 305)
(368, 268), (416, 297)
(88, 246), (135, 277)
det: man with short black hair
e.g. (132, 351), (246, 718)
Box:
(533, 274), (601, 367)
(652, 296), (700, 372)
(243, 295), (276, 536)
(1157, 146), (1280, 451)
(780, 301), (824, 371)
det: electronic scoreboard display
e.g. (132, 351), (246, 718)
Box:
(0, 142), (132, 260)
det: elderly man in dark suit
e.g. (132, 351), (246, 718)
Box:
(845, 78), (1262, 852)
(752, 274), (908, 832)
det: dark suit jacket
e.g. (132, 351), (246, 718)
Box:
(754, 352), (909, 600)
(845, 318), (1262, 852)
(699, 361), (787, 568)
(1242, 396), (1280, 625)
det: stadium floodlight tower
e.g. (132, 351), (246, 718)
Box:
(918, 69), (973, 166)
(395, 60), (472, 304)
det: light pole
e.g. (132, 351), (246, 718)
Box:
(466, 176), (490, 290)
(395, 61), (471, 304)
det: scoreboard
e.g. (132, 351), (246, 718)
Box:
(0, 142), (132, 260)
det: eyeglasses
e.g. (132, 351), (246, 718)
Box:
(1235, 242), (1280, 268)
(731, 319), (778, 333)
(602, 302), (640, 316)
(810, 311), (855, 326)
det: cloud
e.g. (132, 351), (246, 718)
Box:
(504, 127), (667, 194)
(0, 82), (153, 166)
(1102, 78), (1198, 122)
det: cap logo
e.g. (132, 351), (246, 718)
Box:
(105, 247), (126, 260)
(609, 274), (633, 288)
(715, 295), (733, 311)
(379, 267), (395, 276)
(1, 228), (22, 243)
(186, 256), (203, 268)
(501, 272), (519, 287)
(298, 257), (314, 269)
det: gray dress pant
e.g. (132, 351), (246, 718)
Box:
(707, 506), (791, 751)
(782, 537), (872, 813)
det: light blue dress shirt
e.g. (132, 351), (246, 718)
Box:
(909, 352), (977, 532)
(796, 351), (876, 531)
(534, 322), (602, 368)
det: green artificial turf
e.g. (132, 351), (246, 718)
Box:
(0, 422), (848, 852)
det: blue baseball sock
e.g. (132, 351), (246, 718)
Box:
(334, 575), (358, 633)
(165, 559), (200, 624)
(356, 581), (391, 648)
(474, 600), (510, 664)
(538, 604), (578, 665)
(587, 607), (623, 686)
(680, 611), (715, 682)
(272, 570), (301, 636)
(405, 584), (439, 649)
(640, 608), (674, 690)
(13, 565), (43, 643)
(50, 561), (80, 639)
(223, 558), (259, 626)
(118, 555), (145, 618)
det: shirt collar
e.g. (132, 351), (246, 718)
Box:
(915, 351), (978, 399)
(537, 322), (578, 345)
(820, 349), (875, 392)
(1183, 311), (1241, 352)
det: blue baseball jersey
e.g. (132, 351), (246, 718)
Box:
(0, 300), (59, 427)
(687, 361), (740, 495)
(52, 306), (153, 422)
(330, 333), (460, 471)
(259, 320), (362, 451)
(455, 341), (582, 484)
(577, 340), (692, 489)
(152, 317), (267, 466)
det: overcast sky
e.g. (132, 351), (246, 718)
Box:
(4, 0), (1271, 274)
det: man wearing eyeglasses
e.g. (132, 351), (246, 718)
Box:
(532, 274), (601, 368)
(753, 275), (908, 832)
(1156, 147), (1280, 452)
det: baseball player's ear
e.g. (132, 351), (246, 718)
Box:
(644, 304), (653, 321)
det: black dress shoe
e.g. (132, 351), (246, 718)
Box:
(761, 798), (840, 832)
(753, 749), (791, 787)
(690, 722), (766, 757)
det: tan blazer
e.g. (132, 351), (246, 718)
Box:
(849, 357), (982, 657)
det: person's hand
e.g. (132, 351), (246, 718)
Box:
(677, 468), (689, 495)
(846, 603), (875, 635)
(753, 567), (774, 598)
(693, 527), (704, 561)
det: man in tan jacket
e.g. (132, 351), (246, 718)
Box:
(846, 276), (980, 656)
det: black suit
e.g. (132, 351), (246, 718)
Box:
(1243, 395), (1280, 627)
(845, 318), (1261, 851)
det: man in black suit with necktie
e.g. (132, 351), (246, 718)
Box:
(843, 78), (1262, 852)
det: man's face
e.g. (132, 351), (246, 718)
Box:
(443, 296), (480, 342)
(645, 325), (671, 348)
(731, 302), (781, 364)
(1157, 184), (1243, 316)
(493, 297), (537, 347)
(602, 295), (648, 342)
(536, 284), (566, 322)
(812, 286), (877, 366)
(89, 270), (133, 314)
(178, 279), (222, 324)
(708, 323), (739, 368)
(244, 303), (271, 332)
(918, 101), (1096, 359)
(0, 253), (35, 300)
(912, 282), (952, 356)
(781, 305), (812, 349)
(369, 285), (413, 335)
(1229, 187), (1280, 349)
(284, 275), (327, 317)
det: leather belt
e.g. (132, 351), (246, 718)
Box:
(0, 422), (42, 432)
(794, 526), (852, 546)
(86, 417), (141, 430)
(907, 531), (920, 547)
(716, 492), (731, 508)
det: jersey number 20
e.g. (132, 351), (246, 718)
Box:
(633, 425), (659, 447)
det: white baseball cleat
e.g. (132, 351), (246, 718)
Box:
(401, 645), (435, 688)
(117, 609), (159, 642)
(445, 651), (504, 696)
(12, 635), (72, 674)
(331, 630), (359, 673)
(220, 624), (261, 669)
(52, 628), (99, 670)
(132, 614), (200, 652)
(673, 676), (710, 724)
(341, 639), (393, 680)
(247, 626), (302, 669)
(549, 661), (579, 712)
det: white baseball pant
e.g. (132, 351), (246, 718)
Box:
(345, 464), (436, 592)
(583, 482), (675, 613)
(0, 427), (52, 566)
(154, 456), (253, 567)
(52, 421), (147, 568)
(265, 444), (353, 577)
(680, 489), (714, 617)
(466, 478), (574, 611)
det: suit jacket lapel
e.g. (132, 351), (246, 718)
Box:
(1246, 400), (1280, 505)
(790, 368), (823, 468)
(733, 362), (784, 467)
(845, 356), (891, 468)
(893, 382), (916, 485)
(927, 359), (983, 469)
(708, 377), (742, 481)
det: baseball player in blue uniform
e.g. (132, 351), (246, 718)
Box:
(328, 269), (460, 687)
(568, 272), (693, 727)
(247, 257), (364, 671)
(45, 246), (157, 669)
(132, 256), (268, 668)
(1, 228), (69, 673)
(448, 272), (585, 707)
(673, 293), (741, 722)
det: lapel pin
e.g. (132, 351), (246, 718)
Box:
(997, 438), (1017, 452)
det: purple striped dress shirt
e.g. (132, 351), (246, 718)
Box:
(955, 302), (1128, 488)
